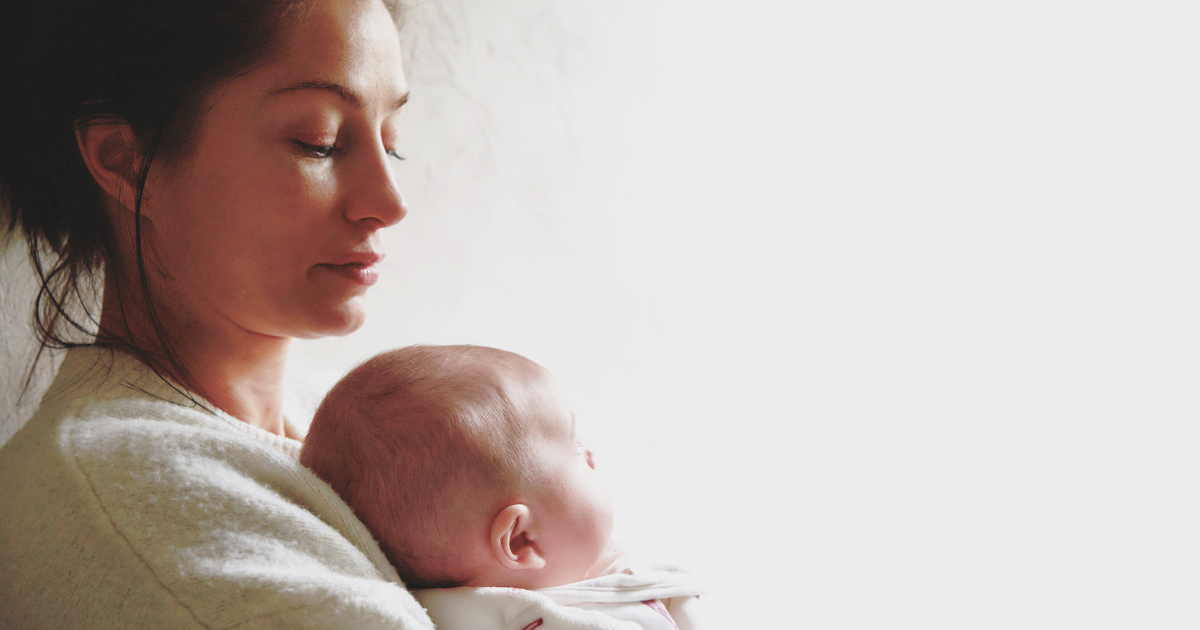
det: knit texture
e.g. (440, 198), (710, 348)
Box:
(0, 346), (434, 629)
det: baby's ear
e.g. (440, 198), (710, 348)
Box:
(490, 504), (547, 571)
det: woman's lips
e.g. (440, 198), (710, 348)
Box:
(319, 252), (384, 286)
(320, 262), (379, 286)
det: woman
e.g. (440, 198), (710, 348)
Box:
(0, 0), (434, 627)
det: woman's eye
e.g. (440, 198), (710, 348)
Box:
(387, 149), (406, 161)
(294, 140), (339, 159)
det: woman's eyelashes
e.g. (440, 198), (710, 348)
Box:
(293, 140), (404, 162)
(293, 140), (340, 159)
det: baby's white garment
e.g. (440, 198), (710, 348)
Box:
(415, 559), (702, 630)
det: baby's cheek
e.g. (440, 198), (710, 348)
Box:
(588, 483), (615, 548)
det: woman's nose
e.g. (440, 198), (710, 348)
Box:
(343, 146), (408, 228)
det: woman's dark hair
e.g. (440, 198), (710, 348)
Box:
(0, 0), (400, 401)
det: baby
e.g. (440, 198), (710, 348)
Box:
(300, 345), (700, 630)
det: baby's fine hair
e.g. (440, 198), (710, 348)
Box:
(300, 345), (541, 588)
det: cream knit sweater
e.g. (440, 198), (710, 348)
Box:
(0, 346), (434, 629)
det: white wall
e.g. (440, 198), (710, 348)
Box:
(351, 1), (1198, 627)
(1, 233), (65, 445)
(4, 1), (1199, 627)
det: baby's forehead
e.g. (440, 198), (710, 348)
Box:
(450, 361), (573, 449)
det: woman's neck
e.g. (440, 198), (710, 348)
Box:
(98, 270), (292, 436)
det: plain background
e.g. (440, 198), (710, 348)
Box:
(3, 1), (1199, 627)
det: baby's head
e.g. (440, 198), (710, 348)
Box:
(301, 345), (613, 590)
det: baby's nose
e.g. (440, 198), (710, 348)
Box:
(583, 446), (596, 470)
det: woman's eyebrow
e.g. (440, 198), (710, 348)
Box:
(269, 80), (409, 110)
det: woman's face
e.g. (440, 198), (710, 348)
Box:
(141, 0), (409, 340)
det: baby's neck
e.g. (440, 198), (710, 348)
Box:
(580, 547), (619, 582)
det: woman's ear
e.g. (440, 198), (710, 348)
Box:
(490, 504), (547, 571)
(75, 121), (142, 212)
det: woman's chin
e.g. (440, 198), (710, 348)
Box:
(293, 300), (368, 339)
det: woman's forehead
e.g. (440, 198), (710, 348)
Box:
(258, 0), (408, 111)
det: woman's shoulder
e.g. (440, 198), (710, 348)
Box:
(22, 345), (301, 456)
(2, 347), (378, 565)
(0, 346), (433, 629)
(2, 346), (228, 486)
